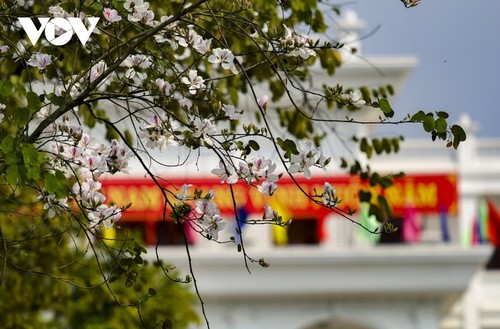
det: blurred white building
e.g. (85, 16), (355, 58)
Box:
(102, 10), (500, 329)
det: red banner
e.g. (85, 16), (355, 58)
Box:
(100, 173), (458, 221)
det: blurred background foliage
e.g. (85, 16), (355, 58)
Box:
(0, 215), (199, 329)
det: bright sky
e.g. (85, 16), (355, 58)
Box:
(349, 0), (500, 138)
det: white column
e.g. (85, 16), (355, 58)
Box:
(457, 113), (479, 247)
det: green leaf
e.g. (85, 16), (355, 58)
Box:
(360, 137), (372, 158)
(451, 124), (467, 149)
(378, 98), (394, 118)
(435, 117), (448, 133)
(378, 195), (393, 219)
(381, 138), (392, 153)
(391, 138), (400, 153)
(5, 152), (18, 165)
(248, 140), (260, 151)
(372, 138), (383, 154)
(44, 173), (58, 194)
(423, 115), (435, 132)
(0, 81), (14, 96)
(105, 125), (119, 141)
(27, 91), (41, 112)
(21, 144), (41, 167)
(13, 108), (30, 127)
(6, 165), (19, 185)
(435, 111), (449, 119)
(148, 287), (157, 296)
(1, 135), (15, 154)
(26, 165), (41, 180)
(46, 93), (65, 106)
(410, 110), (426, 122)
(370, 172), (382, 187)
(451, 124), (467, 141)
(44, 171), (67, 196)
(358, 190), (372, 203)
(124, 129), (134, 146)
(277, 138), (298, 157)
(387, 84), (395, 95)
(369, 203), (382, 222)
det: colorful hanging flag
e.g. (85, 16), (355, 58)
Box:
(234, 207), (248, 245)
(487, 200), (500, 246)
(357, 203), (381, 243)
(403, 204), (421, 243)
(471, 218), (480, 245)
(478, 198), (489, 243)
(439, 205), (450, 243)
(102, 227), (116, 247)
(270, 200), (289, 246)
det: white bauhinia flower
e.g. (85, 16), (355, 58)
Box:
(176, 28), (203, 49)
(208, 48), (238, 74)
(265, 160), (280, 183)
(121, 54), (151, 68)
(195, 199), (219, 217)
(176, 184), (192, 201)
(100, 205), (122, 229)
(128, 9), (154, 24)
(339, 90), (366, 107)
(124, 0), (148, 12)
(201, 214), (226, 240)
(280, 24), (316, 59)
(251, 156), (270, 178)
(263, 204), (277, 220)
(0, 103), (5, 123)
(177, 94), (192, 108)
(27, 52), (52, 71)
(262, 22), (269, 34)
(257, 180), (277, 196)
(106, 139), (132, 173)
(288, 140), (321, 179)
(222, 104), (243, 120)
(12, 40), (28, 61)
(89, 60), (107, 84)
(87, 190), (107, 208)
(141, 114), (178, 151)
(257, 95), (269, 110)
(211, 161), (238, 184)
(193, 37), (212, 55)
(72, 178), (102, 201)
(155, 78), (172, 95)
(41, 194), (69, 219)
(103, 8), (122, 23)
(0, 45), (8, 53)
(322, 182), (338, 207)
(193, 119), (217, 145)
(48, 4), (69, 17)
(237, 161), (251, 179)
(181, 69), (205, 94)
(88, 204), (121, 229)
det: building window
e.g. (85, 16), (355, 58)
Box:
(155, 221), (190, 246)
(286, 218), (320, 245)
(116, 220), (192, 246)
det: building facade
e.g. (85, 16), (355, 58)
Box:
(101, 11), (499, 329)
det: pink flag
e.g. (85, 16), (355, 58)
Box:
(403, 205), (421, 243)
